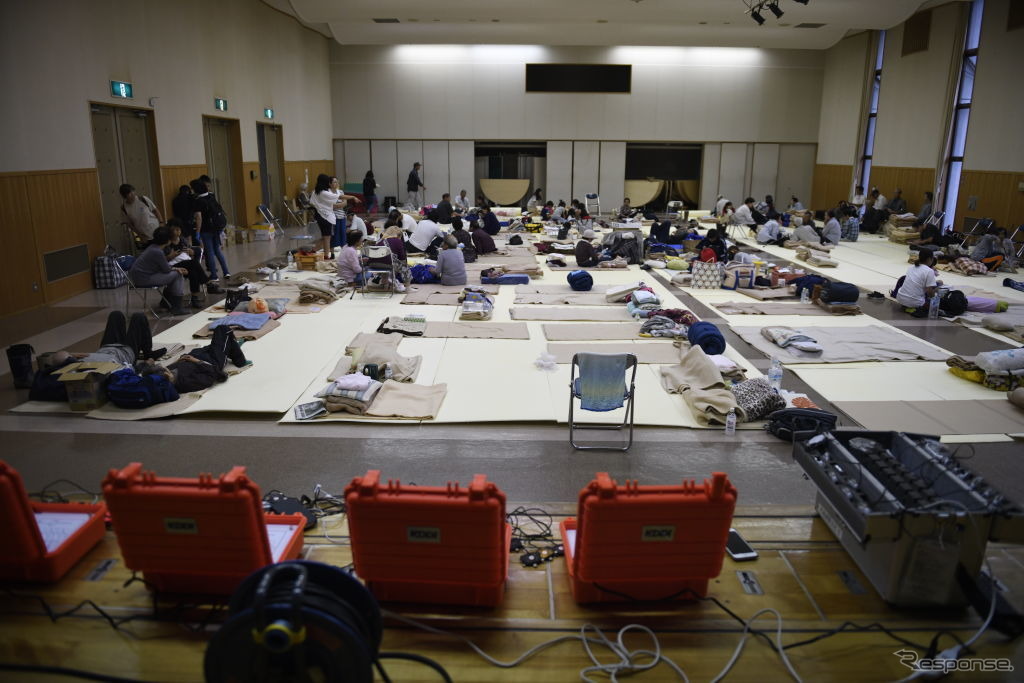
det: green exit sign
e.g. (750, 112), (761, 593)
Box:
(110, 80), (133, 99)
(214, 98), (228, 111)
(263, 108), (274, 119)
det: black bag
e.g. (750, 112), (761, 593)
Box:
(821, 281), (859, 304)
(765, 408), (837, 442)
(508, 235), (523, 245)
(106, 368), (179, 409)
(940, 289), (968, 316)
(225, 288), (251, 311)
(461, 245), (478, 263)
(557, 225), (570, 240)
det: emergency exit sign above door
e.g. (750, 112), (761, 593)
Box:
(110, 81), (133, 99)
(263, 108), (274, 119)
(214, 98), (228, 112)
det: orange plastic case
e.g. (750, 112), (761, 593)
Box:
(0, 461), (107, 583)
(102, 463), (305, 595)
(560, 471), (737, 603)
(345, 470), (511, 606)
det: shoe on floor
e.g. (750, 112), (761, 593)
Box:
(867, 291), (884, 299)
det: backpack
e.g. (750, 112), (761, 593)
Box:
(198, 195), (228, 230)
(567, 270), (594, 291)
(940, 289), (968, 316)
(461, 245), (478, 263)
(820, 281), (859, 304)
(106, 368), (179, 409)
(765, 408), (837, 442)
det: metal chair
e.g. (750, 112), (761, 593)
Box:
(584, 193), (601, 217)
(358, 243), (397, 298)
(282, 196), (316, 234)
(257, 204), (286, 240)
(569, 352), (638, 451)
(113, 258), (171, 320)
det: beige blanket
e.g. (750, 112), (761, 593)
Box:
(659, 345), (740, 426)
(738, 288), (796, 301)
(510, 307), (634, 321)
(193, 318), (281, 341)
(732, 325), (949, 363)
(546, 342), (680, 364)
(402, 284), (498, 303)
(714, 301), (845, 316)
(344, 333), (421, 382)
(514, 292), (614, 305)
(365, 381), (448, 420)
(542, 323), (643, 341)
(423, 322), (530, 339)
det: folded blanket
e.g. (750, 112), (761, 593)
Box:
(333, 373), (375, 391)
(731, 377), (785, 422)
(1009, 387), (1024, 409)
(649, 309), (699, 326)
(659, 345), (742, 425)
(208, 313), (271, 330)
(761, 326), (822, 353)
(316, 379), (382, 404)
(639, 315), (686, 339)
(975, 348), (1024, 374)
(364, 380), (448, 420)
(324, 395), (373, 414)
(598, 257), (629, 269)
(688, 321), (726, 356)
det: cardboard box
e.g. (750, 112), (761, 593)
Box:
(295, 252), (322, 271)
(54, 362), (121, 412)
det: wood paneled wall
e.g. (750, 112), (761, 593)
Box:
(0, 169), (104, 315)
(811, 164), (854, 211)
(159, 164), (208, 218)
(955, 170), (1024, 231)
(283, 160), (333, 203)
(867, 166), (935, 216)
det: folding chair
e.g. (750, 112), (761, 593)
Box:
(569, 352), (638, 451)
(666, 200), (684, 218)
(257, 204), (286, 240)
(357, 243), (396, 298)
(282, 196), (315, 237)
(113, 258), (171, 320)
(584, 193), (601, 217)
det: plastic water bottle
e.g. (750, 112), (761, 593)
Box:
(287, 252), (295, 269)
(928, 293), (940, 319)
(768, 357), (783, 391)
(724, 409), (737, 436)
(799, 287), (810, 304)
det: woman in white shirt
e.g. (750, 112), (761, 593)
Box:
(895, 250), (940, 311)
(311, 174), (342, 260)
(526, 188), (542, 212)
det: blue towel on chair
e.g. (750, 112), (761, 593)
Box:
(576, 353), (628, 412)
(688, 321), (726, 356)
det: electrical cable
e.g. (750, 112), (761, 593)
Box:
(29, 478), (101, 504)
(709, 609), (801, 683)
(382, 610), (688, 682)
(378, 652), (455, 683)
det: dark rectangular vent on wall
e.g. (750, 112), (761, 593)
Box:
(902, 9), (932, 56)
(44, 244), (89, 283)
(1009, 0), (1024, 31)
(526, 64), (631, 93)
(794, 23), (826, 28)
(373, 18), (400, 23)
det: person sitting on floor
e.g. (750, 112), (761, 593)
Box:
(617, 197), (633, 219)
(128, 226), (191, 315)
(337, 230), (364, 284)
(540, 200), (555, 220)
(649, 219), (672, 244)
(788, 196), (805, 212)
(431, 235), (467, 286)
(757, 219), (788, 246)
(575, 229), (601, 267)
(479, 205), (501, 235)
(908, 219), (946, 252)
(716, 202), (735, 231)
(894, 249), (941, 315)
(471, 220), (498, 255)
(140, 324), (249, 393)
(450, 217), (473, 250)
(996, 228), (1018, 271)
(164, 219), (218, 308)
(791, 217), (822, 245)
(696, 229), (727, 262)
(733, 197), (757, 233)
(727, 245), (756, 265)
(821, 209), (842, 246)
(970, 226), (1006, 271)
(405, 209), (445, 257)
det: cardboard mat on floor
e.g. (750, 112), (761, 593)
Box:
(731, 324), (949, 363)
(510, 307), (634, 321)
(712, 301), (855, 316)
(546, 342), (680, 364)
(542, 323), (643, 341)
(834, 399), (1024, 436)
(790, 362), (1003, 402)
(423, 322), (530, 339)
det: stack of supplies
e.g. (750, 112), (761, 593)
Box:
(316, 374), (383, 414)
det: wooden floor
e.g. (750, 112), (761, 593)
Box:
(2, 505), (1023, 682)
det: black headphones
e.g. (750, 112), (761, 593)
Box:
(204, 561), (382, 682)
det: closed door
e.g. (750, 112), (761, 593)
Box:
(257, 123), (284, 218)
(203, 117), (238, 226)
(90, 104), (161, 251)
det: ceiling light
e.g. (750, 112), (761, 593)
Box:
(767, 3), (783, 18)
(751, 10), (765, 25)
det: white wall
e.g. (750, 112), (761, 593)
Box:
(963, 0), (1024, 173)
(331, 45), (823, 143)
(701, 142), (815, 208)
(0, 0), (332, 172)
(872, 4), (963, 168)
(816, 32), (871, 165)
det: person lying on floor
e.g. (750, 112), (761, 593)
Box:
(727, 245), (756, 265)
(165, 219), (220, 307)
(56, 311), (163, 367)
(430, 234), (467, 286)
(337, 230), (365, 285)
(140, 325), (249, 393)
(128, 226), (191, 315)
(575, 229), (601, 267)
(894, 249), (941, 315)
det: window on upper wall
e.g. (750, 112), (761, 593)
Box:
(857, 31), (886, 196)
(902, 10), (933, 56)
(940, 0), (985, 231)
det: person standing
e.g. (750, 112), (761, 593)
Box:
(190, 179), (230, 280)
(362, 171), (379, 215)
(527, 188), (543, 212)
(120, 184), (162, 241)
(406, 162), (424, 209)
(171, 185), (197, 245)
(329, 176), (360, 251)
(851, 185), (866, 212)
(310, 173), (341, 260)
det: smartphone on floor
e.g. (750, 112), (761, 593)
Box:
(726, 528), (758, 561)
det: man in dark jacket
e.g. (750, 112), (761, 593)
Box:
(479, 205), (501, 236)
(575, 229), (600, 267)
(471, 223), (498, 254)
(406, 162), (424, 209)
(437, 192), (453, 223)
